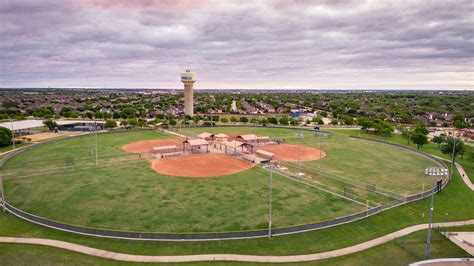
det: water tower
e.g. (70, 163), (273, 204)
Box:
(180, 70), (196, 116)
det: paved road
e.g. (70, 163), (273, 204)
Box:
(1, 220), (473, 263)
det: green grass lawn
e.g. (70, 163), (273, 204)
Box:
(185, 127), (436, 195)
(0, 127), (472, 264)
(0, 129), (472, 257)
(326, 129), (474, 184)
(182, 126), (318, 139)
(2, 130), (364, 232)
(0, 141), (31, 154)
(0, 228), (469, 265)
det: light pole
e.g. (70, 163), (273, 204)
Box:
(95, 122), (99, 167)
(296, 133), (304, 175)
(268, 166), (273, 238)
(10, 119), (15, 150)
(0, 174), (5, 212)
(319, 132), (322, 176)
(450, 138), (456, 181)
(424, 166), (448, 260)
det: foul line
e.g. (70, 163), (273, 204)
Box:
(1, 220), (473, 263)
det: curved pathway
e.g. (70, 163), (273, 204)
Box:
(1, 220), (473, 263)
(431, 155), (474, 191)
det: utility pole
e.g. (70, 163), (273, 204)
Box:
(268, 167), (273, 238)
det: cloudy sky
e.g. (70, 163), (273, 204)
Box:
(1, 0), (473, 89)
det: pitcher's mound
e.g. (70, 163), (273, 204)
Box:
(122, 139), (184, 154)
(257, 144), (326, 162)
(152, 153), (253, 178)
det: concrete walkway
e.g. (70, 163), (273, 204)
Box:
(1, 220), (473, 263)
(455, 163), (474, 191)
(443, 232), (474, 256)
(431, 155), (474, 191)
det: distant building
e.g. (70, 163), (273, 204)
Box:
(180, 70), (196, 116)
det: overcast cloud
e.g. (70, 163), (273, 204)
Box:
(0, 0), (473, 89)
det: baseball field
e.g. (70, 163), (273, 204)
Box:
(1, 127), (438, 233)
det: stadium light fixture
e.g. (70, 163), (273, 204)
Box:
(424, 166), (448, 260)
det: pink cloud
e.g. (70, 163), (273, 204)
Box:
(76, 0), (213, 11)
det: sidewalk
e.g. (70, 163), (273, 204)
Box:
(1, 220), (473, 263)
(431, 155), (474, 191)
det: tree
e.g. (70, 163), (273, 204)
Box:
(268, 117), (278, 124)
(320, 111), (328, 117)
(290, 118), (299, 126)
(60, 107), (74, 118)
(250, 118), (259, 124)
(230, 116), (238, 124)
(85, 112), (93, 119)
(190, 116), (199, 126)
(400, 126), (413, 145)
(411, 132), (428, 150)
(239, 117), (249, 124)
(220, 117), (229, 123)
(413, 123), (429, 135)
(454, 119), (467, 129)
(169, 119), (177, 126)
(94, 111), (103, 119)
(431, 135), (445, 149)
(105, 120), (117, 129)
(441, 137), (465, 160)
(0, 126), (13, 146)
(261, 118), (268, 125)
(128, 118), (138, 127)
(279, 116), (289, 125)
(343, 115), (355, 125)
(357, 117), (372, 130)
(112, 111), (121, 119)
(121, 107), (138, 118)
(43, 120), (58, 130)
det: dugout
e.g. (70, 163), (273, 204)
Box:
(183, 139), (210, 153)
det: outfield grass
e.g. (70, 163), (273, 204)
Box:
(0, 127), (472, 263)
(0, 142), (31, 153)
(326, 129), (474, 184)
(182, 126), (319, 139)
(0, 153), (472, 257)
(185, 127), (436, 195)
(2, 130), (364, 232)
